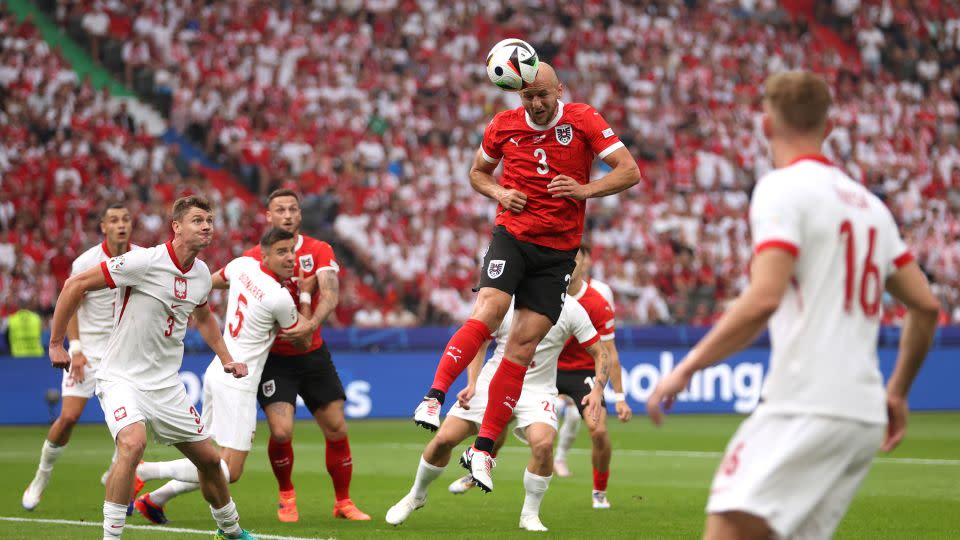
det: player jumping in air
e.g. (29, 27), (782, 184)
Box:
(48, 196), (257, 539)
(389, 262), (608, 531)
(414, 62), (640, 493)
(23, 204), (135, 511)
(647, 71), (939, 540)
(133, 228), (314, 524)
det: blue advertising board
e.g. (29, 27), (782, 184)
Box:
(3, 345), (957, 425)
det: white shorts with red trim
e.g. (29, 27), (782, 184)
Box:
(447, 384), (558, 444)
(201, 362), (257, 452)
(61, 357), (101, 399)
(706, 410), (883, 539)
(96, 378), (209, 445)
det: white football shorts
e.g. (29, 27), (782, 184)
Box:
(201, 365), (257, 452)
(96, 379), (209, 446)
(448, 384), (558, 444)
(706, 409), (884, 539)
(61, 357), (101, 399)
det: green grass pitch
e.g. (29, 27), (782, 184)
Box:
(1, 414), (958, 539)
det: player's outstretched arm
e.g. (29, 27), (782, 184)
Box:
(582, 340), (610, 424)
(646, 248), (794, 426)
(457, 341), (490, 410)
(193, 303), (248, 378)
(49, 266), (109, 370)
(605, 341), (631, 422)
(881, 261), (940, 451)
(547, 147), (640, 200)
(468, 149), (527, 213)
(210, 267), (229, 289)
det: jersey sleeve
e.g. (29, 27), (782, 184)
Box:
(272, 292), (299, 331)
(479, 116), (503, 164)
(568, 300), (600, 348)
(590, 296), (616, 342)
(313, 242), (340, 273)
(220, 257), (242, 282)
(882, 208), (914, 275)
(581, 106), (625, 160)
(749, 174), (802, 257)
(100, 248), (152, 289)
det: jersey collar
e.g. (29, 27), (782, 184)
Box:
(295, 234), (304, 252)
(525, 100), (565, 131)
(787, 154), (833, 167)
(259, 262), (283, 283)
(570, 279), (588, 300)
(165, 241), (194, 274)
(101, 240), (130, 257)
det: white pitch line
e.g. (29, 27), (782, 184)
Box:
(0, 516), (333, 540)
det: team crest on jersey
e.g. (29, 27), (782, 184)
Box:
(299, 254), (314, 272)
(174, 277), (188, 300)
(262, 379), (276, 398)
(555, 124), (573, 145)
(487, 259), (506, 279)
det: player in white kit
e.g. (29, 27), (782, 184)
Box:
(133, 228), (314, 524)
(22, 204), (134, 511)
(48, 196), (258, 540)
(646, 71), (940, 540)
(385, 292), (609, 532)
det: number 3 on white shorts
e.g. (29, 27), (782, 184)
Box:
(534, 148), (549, 174)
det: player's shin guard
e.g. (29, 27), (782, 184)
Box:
(412, 455), (445, 500)
(521, 469), (552, 517)
(475, 358), (527, 452)
(103, 500), (128, 539)
(326, 437), (353, 502)
(210, 498), (242, 537)
(428, 318), (492, 402)
(39, 439), (65, 471)
(268, 437), (295, 492)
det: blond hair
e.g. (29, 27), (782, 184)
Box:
(763, 71), (832, 134)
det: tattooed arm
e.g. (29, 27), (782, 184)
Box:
(311, 268), (339, 325)
(581, 340), (609, 423)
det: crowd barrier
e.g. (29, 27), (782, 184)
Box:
(4, 333), (957, 424)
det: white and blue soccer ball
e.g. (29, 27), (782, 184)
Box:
(485, 38), (540, 91)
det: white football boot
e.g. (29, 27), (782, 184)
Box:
(519, 514), (548, 532)
(22, 470), (51, 511)
(385, 493), (426, 526)
(413, 398), (441, 431)
(592, 490), (611, 509)
(448, 474), (476, 494)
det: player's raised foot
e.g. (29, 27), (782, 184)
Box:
(277, 489), (299, 523)
(332, 499), (371, 521)
(21, 470), (50, 511)
(214, 528), (257, 539)
(519, 514), (548, 532)
(413, 398), (441, 432)
(467, 447), (496, 493)
(592, 490), (610, 509)
(553, 458), (571, 478)
(135, 493), (168, 524)
(385, 493), (426, 526)
(448, 474), (476, 494)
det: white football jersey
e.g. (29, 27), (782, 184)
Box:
(479, 296), (598, 394)
(751, 156), (912, 424)
(207, 257), (299, 392)
(98, 242), (212, 390)
(71, 241), (137, 362)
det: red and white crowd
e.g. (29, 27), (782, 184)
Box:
(5, 0), (960, 328)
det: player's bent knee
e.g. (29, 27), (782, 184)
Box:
(60, 410), (83, 425)
(116, 434), (146, 460)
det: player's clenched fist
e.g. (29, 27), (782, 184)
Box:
(49, 342), (70, 370)
(497, 189), (528, 213)
(547, 175), (589, 199)
(223, 362), (248, 378)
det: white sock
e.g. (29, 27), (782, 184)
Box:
(102, 500), (127, 539)
(410, 455), (445, 500)
(211, 498), (242, 537)
(150, 479), (199, 506)
(39, 440), (65, 472)
(138, 458), (199, 482)
(555, 406), (581, 461)
(521, 469), (552, 518)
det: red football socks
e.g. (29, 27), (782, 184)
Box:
(268, 437), (295, 492)
(477, 357), (527, 442)
(430, 318), (492, 396)
(593, 468), (610, 491)
(326, 437), (353, 502)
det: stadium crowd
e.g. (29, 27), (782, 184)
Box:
(5, 0), (960, 329)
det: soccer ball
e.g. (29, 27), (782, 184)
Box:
(485, 38), (540, 91)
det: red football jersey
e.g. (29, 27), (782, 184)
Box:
(558, 282), (616, 371)
(243, 234), (339, 355)
(480, 101), (624, 251)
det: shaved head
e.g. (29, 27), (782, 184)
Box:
(519, 62), (564, 126)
